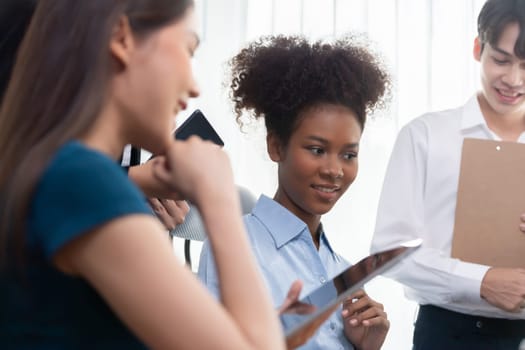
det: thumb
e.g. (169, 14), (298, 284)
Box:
(278, 280), (303, 313)
(286, 280), (303, 300)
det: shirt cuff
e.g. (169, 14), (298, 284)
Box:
(450, 260), (490, 303)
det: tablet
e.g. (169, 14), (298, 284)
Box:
(284, 239), (422, 342)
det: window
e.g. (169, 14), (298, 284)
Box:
(184, 2), (486, 348)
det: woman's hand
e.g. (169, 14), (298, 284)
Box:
(285, 302), (339, 350)
(278, 280), (316, 315)
(152, 138), (237, 206)
(128, 157), (183, 200)
(342, 290), (389, 350)
(148, 198), (190, 231)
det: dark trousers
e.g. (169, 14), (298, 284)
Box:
(413, 305), (525, 350)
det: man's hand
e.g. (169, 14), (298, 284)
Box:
(481, 267), (525, 312)
(342, 290), (389, 350)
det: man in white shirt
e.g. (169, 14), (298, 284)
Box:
(371, 0), (525, 349)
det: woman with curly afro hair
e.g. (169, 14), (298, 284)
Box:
(199, 34), (392, 350)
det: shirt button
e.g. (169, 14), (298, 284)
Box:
(320, 276), (326, 283)
(476, 321), (483, 329)
(330, 322), (336, 331)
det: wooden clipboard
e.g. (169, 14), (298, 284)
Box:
(451, 138), (525, 268)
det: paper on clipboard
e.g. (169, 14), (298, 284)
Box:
(451, 138), (525, 268)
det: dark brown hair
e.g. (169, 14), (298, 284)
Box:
(478, 0), (525, 58)
(229, 34), (391, 145)
(0, 0), (193, 264)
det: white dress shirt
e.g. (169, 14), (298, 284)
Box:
(371, 95), (525, 319)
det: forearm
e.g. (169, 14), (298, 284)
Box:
(199, 196), (284, 349)
(387, 247), (489, 305)
(128, 164), (155, 197)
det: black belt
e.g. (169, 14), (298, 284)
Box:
(418, 305), (525, 338)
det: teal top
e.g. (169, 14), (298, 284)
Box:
(0, 141), (153, 349)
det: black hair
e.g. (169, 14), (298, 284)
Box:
(229, 34), (391, 145)
(478, 0), (525, 58)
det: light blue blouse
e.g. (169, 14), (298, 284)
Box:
(198, 195), (353, 350)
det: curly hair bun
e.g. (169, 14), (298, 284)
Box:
(229, 34), (391, 142)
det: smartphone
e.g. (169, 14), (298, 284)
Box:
(174, 109), (224, 146)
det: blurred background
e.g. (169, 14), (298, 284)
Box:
(171, 1), (486, 348)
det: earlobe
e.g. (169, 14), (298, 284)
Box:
(110, 16), (135, 69)
(267, 133), (283, 162)
(473, 37), (482, 62)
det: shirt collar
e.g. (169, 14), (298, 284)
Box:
(251, 195), (337, 254)
(252, 195), (307, 248)
(317, 223), (338, 256)
(460, 94), (487, 131)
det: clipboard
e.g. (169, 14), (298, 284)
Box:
(284, 239), (422, 345)
(451, 138), (525, 268)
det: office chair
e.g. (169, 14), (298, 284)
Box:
(169, 186), (257, 270)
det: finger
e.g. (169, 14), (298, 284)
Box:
(148, 198), (163, 213)
(278, 280), (303, 314)
(176, 200), (190, 215)
(148, 198), (176, 230)
(286, 280), (303, 300)
(341, 290), (367, 307)
(342, 296), (384, 321)
(345, 308), (388, 328)
(344, 290), (383, 309)
(344, 289), (366, 301)
(343, 295), (377, 315)
(344, 305), (387, 325)
(157, 211), (176, 231)
(360, 315), (390, 329)
(345, 302), (385, 322)
(160, 199), (189, 225)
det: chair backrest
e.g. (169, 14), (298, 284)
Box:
(170, 185), (257, 269)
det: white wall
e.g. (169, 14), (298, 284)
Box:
(177, 1), (486, 348)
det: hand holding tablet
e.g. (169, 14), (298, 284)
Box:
(284, 239), (422, 343)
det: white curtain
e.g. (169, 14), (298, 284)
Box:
(179, 1), (486, 348)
